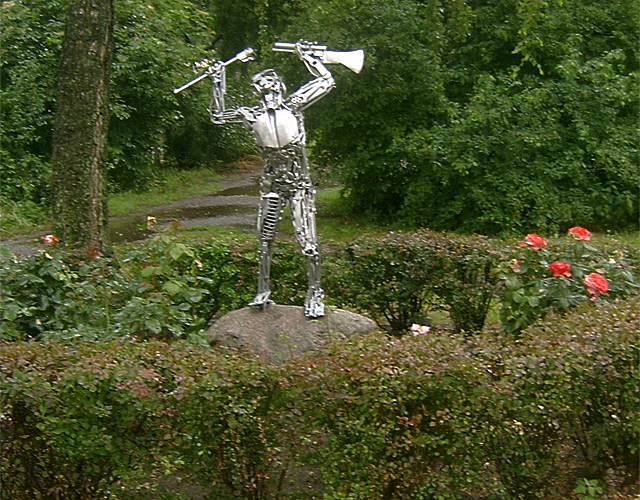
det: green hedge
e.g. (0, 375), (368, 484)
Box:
(290, 297), (638, 499)
(1, 297), (637, 499)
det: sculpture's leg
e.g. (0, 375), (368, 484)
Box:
(291, 187), (325, 317)
(249, 191), (282, 308)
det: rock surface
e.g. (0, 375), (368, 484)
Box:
(208, 305), (379, 362)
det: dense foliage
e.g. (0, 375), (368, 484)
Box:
(325, 230), (505, 333)
(297, 0), (640, 234)
(0, 0), (250, 227)
(0, 233), (313, 342)
(1, 296), (637, 499)
(2, 0), (637, 235)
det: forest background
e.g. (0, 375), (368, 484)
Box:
(2, 0), (638, 238)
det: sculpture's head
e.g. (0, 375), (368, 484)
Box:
(252, 69), (285, 109)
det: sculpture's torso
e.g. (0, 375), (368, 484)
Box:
(252, 108), (302, 149)
(243, 106), (310, 194)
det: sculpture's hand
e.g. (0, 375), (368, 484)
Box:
(207, 61), (224, 78)
(235, 47), (255, 63)
(295, 40), (317, 59)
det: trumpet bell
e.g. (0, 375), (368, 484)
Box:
(322, 49), (365, 74)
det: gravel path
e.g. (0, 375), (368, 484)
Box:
(1, 162), (262, 257)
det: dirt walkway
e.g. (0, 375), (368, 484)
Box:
(1, 161), (262, 257)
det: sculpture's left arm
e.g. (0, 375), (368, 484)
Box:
(287, 42), (336, 111)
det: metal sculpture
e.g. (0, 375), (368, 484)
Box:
(174, 40), (363, 317)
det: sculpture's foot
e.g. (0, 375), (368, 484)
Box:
(249, 291), (275, 309)
(304, 288), (325, 318)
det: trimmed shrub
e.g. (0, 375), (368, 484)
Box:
(0, 338), (175, 499)
(524, 299), (640, 482)
(324, 230), (505, 333)
(288, 296), (639, 499)
(1, 296), (637, 499)
(481, 297), (639, 498)
(171, 353), (291, 499)
(0, 338), (295, 500)
(286, 333), (498, 500)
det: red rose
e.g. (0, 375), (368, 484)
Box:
(584, 272), (608, 297)
(43, 234), (59, 245)
(522, 233), (547, 250)
(568, 226), (591, 241)
(548, 261), (572, 277)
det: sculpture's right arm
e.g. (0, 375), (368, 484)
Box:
(208, 65), (245, 124)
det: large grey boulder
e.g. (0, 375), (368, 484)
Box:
(208, 305), (379, 362)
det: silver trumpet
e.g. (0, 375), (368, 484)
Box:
(273, 42), (364, 74)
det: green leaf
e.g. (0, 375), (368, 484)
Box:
(145, 319), (162, 334)
(141, 266), (159, 278)
(162, 281), (182, 296)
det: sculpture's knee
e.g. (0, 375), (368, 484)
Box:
(258, 192), (282, 241)
(302, 242), (319, 259)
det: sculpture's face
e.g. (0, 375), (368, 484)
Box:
(253, 70), (284, 110)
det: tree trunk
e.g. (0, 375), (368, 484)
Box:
(51, 0), (114, 255)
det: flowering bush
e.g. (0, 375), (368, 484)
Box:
(499, 227), (639, 333)
(0, 234), (212, 341)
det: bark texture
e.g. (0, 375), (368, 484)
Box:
(52, 0), (114, 254)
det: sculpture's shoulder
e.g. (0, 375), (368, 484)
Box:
(238, 105), (261, 124)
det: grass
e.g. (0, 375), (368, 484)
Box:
(1, 167), (228, 238)
(3, 161), (638, 253)
(0, 200), (49, 238)
(315, 187), (390, 241)
(108, 167), (226, 217)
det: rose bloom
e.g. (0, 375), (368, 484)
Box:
(411, 324), (431, 336)
(43, 234), (59, 245)
(548, 261), (572, 277)
(584, 272), (608, 298)
(568, 226), (591, 241)
(522, 233), (547, 250)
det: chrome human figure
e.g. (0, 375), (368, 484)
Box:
(209, 41), (335, 317)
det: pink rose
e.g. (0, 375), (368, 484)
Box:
(548, 261), (571, 277)
(522, 233), (547, 250)
(410, 324), (431, 336)
(568, 226), (591, 241)
(584, 272), (608, 298)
